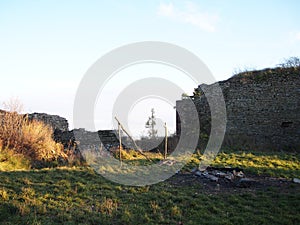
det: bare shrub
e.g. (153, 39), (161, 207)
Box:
(278, 56), (300, 68)
(0, 102), (24, 151)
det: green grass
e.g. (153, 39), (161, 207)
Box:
(184, 150), (300, 178)
(0, 150), (299, 224)
(213, 151), (300, 178)
(0, 149), (31, 171)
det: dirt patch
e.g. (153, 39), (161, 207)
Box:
(166, 170), (300, 195)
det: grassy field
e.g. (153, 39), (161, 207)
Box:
(0, 150), (299, 225)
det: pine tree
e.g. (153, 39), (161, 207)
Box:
(145, 108), (157, 139)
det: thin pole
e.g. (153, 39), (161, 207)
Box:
(118, 123), (122, 166)
(164, 122), (168, 159)
(115, 116), (152, 161)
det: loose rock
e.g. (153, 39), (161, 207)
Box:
(292, 178), (300, 184)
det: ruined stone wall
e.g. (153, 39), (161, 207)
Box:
(0, 110), (69, 132)
(28, 113), (69, 132)
(23, 113), (121, 150)
(176, 67), (300, 151)
(53, 129), (120, 150)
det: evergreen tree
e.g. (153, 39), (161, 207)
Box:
(145, 108), (157, 139)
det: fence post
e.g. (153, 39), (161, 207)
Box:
(118, 122), (122, 166)
(164, 122), (168, 159)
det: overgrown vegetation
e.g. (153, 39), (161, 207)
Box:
(229, 56), (300, 81)
(0, 100), (67, 168)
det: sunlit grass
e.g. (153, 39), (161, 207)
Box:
(0, 165), (299, 224)
(0, 149), (31, 171)
(180, 150), (300, 178)
(113, 149), (300, 178)
(212, 151), (300, 178)
(0, 149), (299, 224)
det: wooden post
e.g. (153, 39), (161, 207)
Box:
(118, 122), (122, 166)
(115, 116), (152, 162)
(164, 122), (168, 160)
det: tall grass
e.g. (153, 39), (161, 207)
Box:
(0, 100), (67, 167)
(21, 119), (67, 161)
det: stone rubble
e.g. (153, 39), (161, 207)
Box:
(292, 178), (300, 184)
(192, 166), (257, 188)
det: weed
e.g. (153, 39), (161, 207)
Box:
(170, 205), (182, 217)
(0, 188), (9, 201)
(97, 197), (118, 216)
(150, 201), (160, 214)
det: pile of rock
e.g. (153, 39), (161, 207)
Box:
(192, 166), (256, 188)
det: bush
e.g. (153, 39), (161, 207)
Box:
(0, 100), (67, 167)
(20, 119), (67, 161)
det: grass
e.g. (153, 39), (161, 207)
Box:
(0, 149), (31, 171)
(183, 150), (300, 178)
(212, 151), (300, 178)
(0, 150), (299, 224)
(111, 149), (300, 178)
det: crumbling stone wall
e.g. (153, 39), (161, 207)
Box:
(53, 129), (120, 150)
(28, 113), (69, 132)
(23, 113), (121, 150)
(0, 110), (69, 132)
(176, 67), (300, 151)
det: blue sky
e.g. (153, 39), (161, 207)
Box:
(1, 0), (300, 135)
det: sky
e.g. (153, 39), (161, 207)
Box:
(1, 0), (300, 137)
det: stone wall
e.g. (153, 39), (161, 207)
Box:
(28, 113), (69, 132)
(21, 113), (122, 150)
(53, 129), (120, 150)
(176, 67), (300, 151)
(2, 66), (298, 152)
(0, 110), (69, 132)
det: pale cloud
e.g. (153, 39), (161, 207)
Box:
(157, 1), (218, 32)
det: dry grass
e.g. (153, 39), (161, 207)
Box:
(0, 99), (67, 166)
(20, 120), (67, 161)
